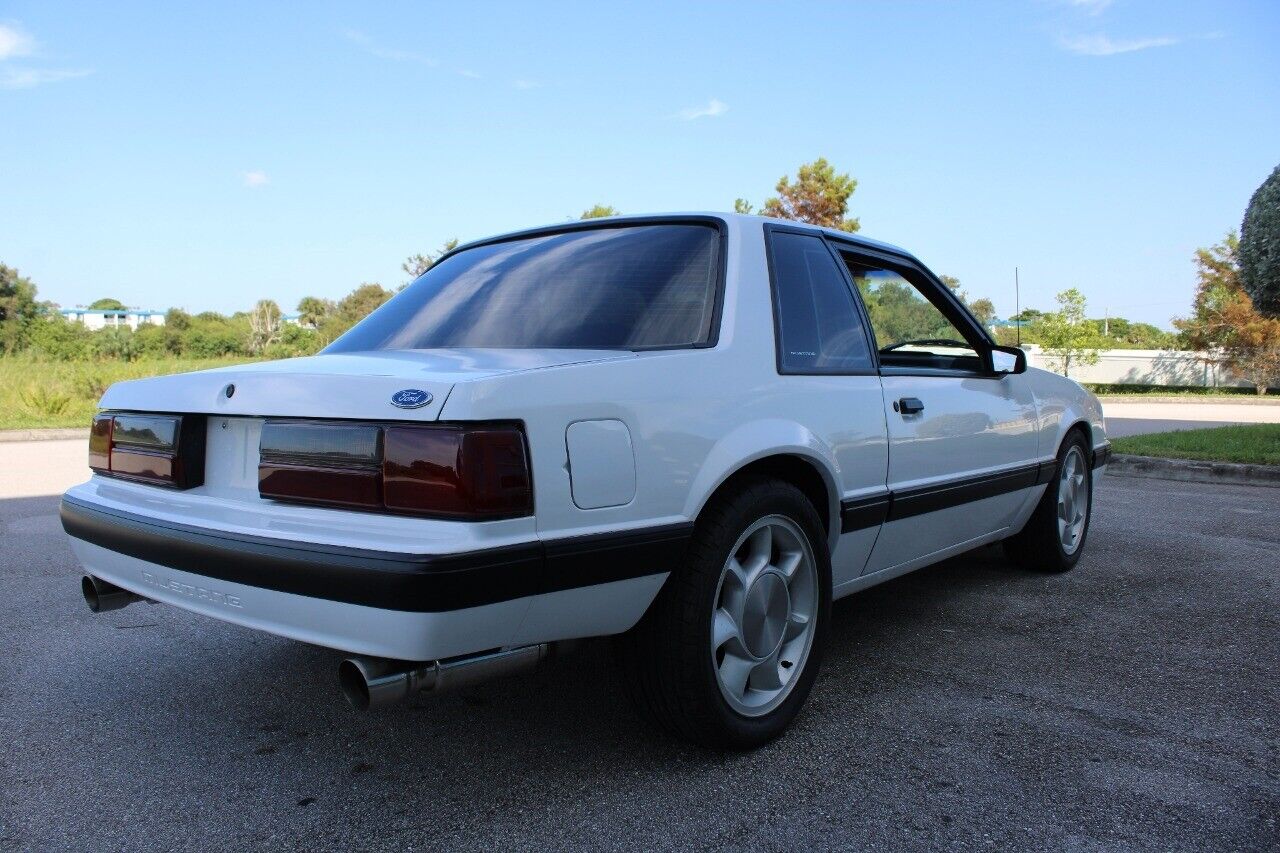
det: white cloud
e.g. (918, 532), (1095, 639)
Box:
(675, 98), (728, 121)
(342, 29), (438, 66)
(0, 67), (92, 89)
(455, 68), (480, 79)
(513, 79), (541, 90)
(0, 22), (94, 90)
(1058, 33), (1180, 55)
(0, 22), (34, 59)
(243, 170), (269, 188)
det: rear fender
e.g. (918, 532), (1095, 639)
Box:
(683, 419), (842, 551)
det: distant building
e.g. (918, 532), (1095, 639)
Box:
(282, 312), (304, 326)
(60, 307), (166, 331)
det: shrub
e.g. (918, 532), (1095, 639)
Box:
(1240, 163), (1280, 318)
(91, 327), (140, 362)
(74, 371), (112, 401)
(25, 316), (92, 360)
(19, 383), (72, 417)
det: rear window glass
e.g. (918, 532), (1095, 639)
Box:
(326, 224), (721, 352)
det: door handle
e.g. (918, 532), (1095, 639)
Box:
(897, 397), (924, 415)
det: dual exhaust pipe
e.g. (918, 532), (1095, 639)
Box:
(81, 574), (552, 709)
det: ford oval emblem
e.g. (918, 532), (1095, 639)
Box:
(390, 389), (433, 409)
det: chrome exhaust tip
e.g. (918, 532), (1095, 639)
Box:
(339, 643), (552, 710)
(81, 575), (143, 613)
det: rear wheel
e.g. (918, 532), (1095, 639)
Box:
(1004, 431), (1093, 573)
(616, 477), (831, 749)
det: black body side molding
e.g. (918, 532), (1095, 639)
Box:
(839, 460), (1054, 532)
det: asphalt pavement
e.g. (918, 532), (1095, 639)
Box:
(1, 454), (1278, 850)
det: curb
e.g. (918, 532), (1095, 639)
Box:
(1105, 454), (1280, 489)
(1097, 395), (1280, 406)
(0, 428), (85, 443)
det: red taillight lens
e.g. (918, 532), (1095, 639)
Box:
(88, 415), (113, 473)
(383, 426), (532, 519)
(87, 413), (205, 489)
(258, 421), (532, 520)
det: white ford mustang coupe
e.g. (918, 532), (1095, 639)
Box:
(62, 214), (1108, 748)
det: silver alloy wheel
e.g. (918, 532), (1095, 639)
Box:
(711, 515), (818, 718)
(1057, 446), (1090, 555)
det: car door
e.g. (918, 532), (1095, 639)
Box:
(765, 227), (889, 590)
(830, 245), (1040, 575)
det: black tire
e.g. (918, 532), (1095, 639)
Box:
(1004, 430), (1094, 573)
(615, 476), (832, 750)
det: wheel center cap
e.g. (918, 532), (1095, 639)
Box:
(741, 572), (790, 659)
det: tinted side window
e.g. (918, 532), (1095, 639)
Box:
(839, 253), (984, 372)
(769, 232), (873, 373)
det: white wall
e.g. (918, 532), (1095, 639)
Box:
(1023, 345), (1247, 388)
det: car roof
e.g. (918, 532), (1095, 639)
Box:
(451, 212), (914, 261)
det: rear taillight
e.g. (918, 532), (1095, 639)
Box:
(258, 421), (532, 520)
(87, 413), (206, 489)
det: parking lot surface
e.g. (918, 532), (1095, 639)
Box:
(2, 458), (1277, 850)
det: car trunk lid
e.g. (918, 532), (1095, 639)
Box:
(97, 348), (634, 422)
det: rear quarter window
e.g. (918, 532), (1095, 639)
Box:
(768, 231), (874, 374)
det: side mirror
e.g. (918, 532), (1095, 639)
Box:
(989, 345), (1027, 375)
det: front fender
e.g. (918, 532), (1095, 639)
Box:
(1024, 368), (1108, 455)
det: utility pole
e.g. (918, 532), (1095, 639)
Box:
(1014, 267), (1020, 348)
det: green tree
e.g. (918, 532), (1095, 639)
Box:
(296, 296), (335, 329)
(580, 205), (619, 220)
(246, 299), (283, 354)
(968, 298), (997, 326)
(1176, 233), (1280, 394)
(266, 323), (323, 359)
(1240, 163), (1280, 318)
(401, 238), (460, 281)
(183, 311), (246, 357)
(759, 158), (860, 232)
(88, 297), (127, 310)
(165, 308), (192, 331)
(0, 264), (39, 353)
(1176, 234), (1242, 351)
(1097, 317), (1177, 349)
(940, 275), (997, 326)
(1033, 288), (1103, 377)
(733, 198), (754, 214)
(321, 283), (394, 341)
(854, 277), (956, 344)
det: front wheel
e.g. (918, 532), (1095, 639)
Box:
(1004, 431), (1094, 573)
(616, 477), (831, 749)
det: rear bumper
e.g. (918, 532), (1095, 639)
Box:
(61, 495), (689, 659)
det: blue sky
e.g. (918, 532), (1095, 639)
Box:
(2, 1), (1277, 328)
